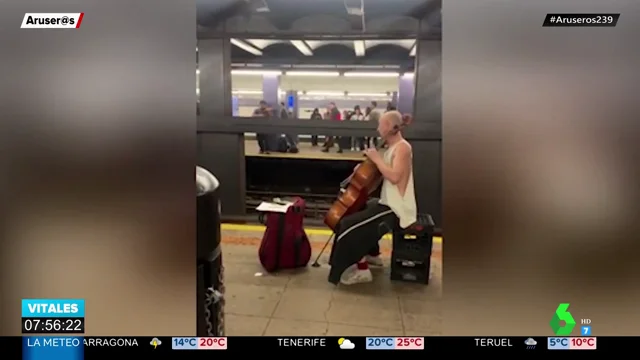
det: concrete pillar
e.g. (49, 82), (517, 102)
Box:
(197, 39), (246, 216)
(413, 40), (441, 123)
(409, 39), (442, 225)
(261, 75), (281, 149)
(397, 75), (415, 114)
(262, 75), (280, 108)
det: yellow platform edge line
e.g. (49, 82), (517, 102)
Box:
(221, 223), (443, 243)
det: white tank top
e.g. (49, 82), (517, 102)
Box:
(379, 140), (418, 228)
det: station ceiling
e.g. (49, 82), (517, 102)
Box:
(197, 0), (441, 73)
(197, 0), (441, 35)
(230, 38), (417, 71)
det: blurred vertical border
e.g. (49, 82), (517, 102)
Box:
(0, 1), (197, 335)
(443, 0), (640, 335)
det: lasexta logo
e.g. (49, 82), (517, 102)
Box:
(550, 303), (576, 335)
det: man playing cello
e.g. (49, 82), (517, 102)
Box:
(328, 111), (417, 285)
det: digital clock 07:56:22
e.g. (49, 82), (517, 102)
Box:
(22, 317), (85, 334)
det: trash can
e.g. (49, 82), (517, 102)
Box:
(196, 166), (225, 336)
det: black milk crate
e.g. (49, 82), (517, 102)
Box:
(390, 262), (430, 284)
(390, 213), (435, 284)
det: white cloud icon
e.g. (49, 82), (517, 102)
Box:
(524, 338), (537, 346)
(340, 339), (355, 349)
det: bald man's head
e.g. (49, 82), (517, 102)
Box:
(383, 111), (404, 127)
(377, 110), (405, 138)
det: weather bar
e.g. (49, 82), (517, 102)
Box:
(8, 336), (640, 354)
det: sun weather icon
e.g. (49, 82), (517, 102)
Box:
(338, 338), (355, 349)
(525, 338), (537, 349)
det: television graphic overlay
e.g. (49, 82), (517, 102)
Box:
(21, 299), (85, 334)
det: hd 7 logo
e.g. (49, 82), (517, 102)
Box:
(550, 303), (592, 336)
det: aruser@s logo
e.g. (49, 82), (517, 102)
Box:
(21, 13), (85, 29)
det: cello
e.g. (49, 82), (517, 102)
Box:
(324, 114), (412, 231)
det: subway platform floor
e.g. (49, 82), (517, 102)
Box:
(220, 226), (442, 336)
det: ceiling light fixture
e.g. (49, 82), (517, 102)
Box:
(286, 71), (340, 77)
(343, 72), (399, 77)
(402, 73), (414, 78)
(232, 90), (263, 95)
(344, 0), (364, 15)
(249, 0), (270, 12)
(354, 40), (365, 57)
(231, 69), (282, 76)
(348, 93), (390, 97)
(290, 40), (313, 56)
(303, 91), (346, 96)
(230, 38), (263, 56)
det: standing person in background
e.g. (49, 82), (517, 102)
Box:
(368, 101), (383, 148)
(253, 100), (271, 154)
(386, 102), (397, 112)
(363, 106), (372, 149)
(352, 105), (366, 150)
(322, 108), (331, 148)
(322, 102), (344, 153)
(342, 110), (355, 151)
(322, 109), (332, 148)
(310, 108), (322, 146)
(279, 102), (298, 150)
(279, 102), (289, 119)
(336, 110), (353, 154)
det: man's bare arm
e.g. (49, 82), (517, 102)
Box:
(375, 143), (410, 185)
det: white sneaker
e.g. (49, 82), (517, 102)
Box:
(340, 268), (373, 285)
(365, 255), (384, 267)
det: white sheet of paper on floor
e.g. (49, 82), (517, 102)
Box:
(256, 201), (292, 213)
(254, 272), (263, 277)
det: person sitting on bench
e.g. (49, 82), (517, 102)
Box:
(328, 111), (417, 285)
